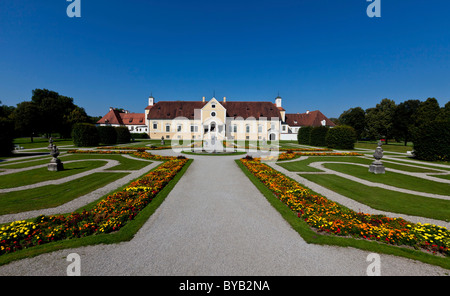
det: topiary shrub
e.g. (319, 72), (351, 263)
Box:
(326, 125), (357, 149)
(298, 126), (313, 145)
(97, 126), (117, 145)
(115, 126), (131, 144)
(71, 123), (99, 147)
(0, 118), (14, 156)
(413, 120), (450, 161)
(310, 126), (329, 147)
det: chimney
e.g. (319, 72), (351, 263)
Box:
(223, 96), (226, 103)
(306, 110), (310, 114)
(109, 107), (114, 111)
(202, 96), (206, 103)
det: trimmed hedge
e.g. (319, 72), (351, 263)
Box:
(413, 120), (450, 161)
(326, 125), (357, 149)
(310, 126), (329, 147)
(116, 126), (131, 144)
(298, 126), (313, 145)
(0, 118), (14, 156)
(71, 123), (99, 147)
(97, 126), (117, 145)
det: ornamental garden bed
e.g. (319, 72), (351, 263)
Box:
(238, 157), (450, 264)
(0, 151), (190, 263)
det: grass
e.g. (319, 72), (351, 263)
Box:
(13, 137), (74, 149)
(0, 159), (193, 267)
(322, 163), (450, 196)
(277, 156), (443, 173)
(235, 159), (450, 270)
(301, 173), (450, 222)
(0, 161), (108, 189)
(0, 172), (128, 215)
(355, 142), (413, 153)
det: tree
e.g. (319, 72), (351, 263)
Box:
(338, 107), (366, 140)
(30, 89), (80, 137)
(412, 98), (441, 128)
(392, 99), (421, 146)
(365, 99), (396, 144)
(13, 101), (40, 142)
(0, 101), (15, 155)
(413, 120), (450, 161)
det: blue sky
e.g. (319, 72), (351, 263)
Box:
(1, 0), (449, 118)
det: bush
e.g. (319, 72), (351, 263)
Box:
(413, 120), (450, 161)
(115, 126), (131, 144)
(326, 125), (357, 149)
(297, 126), (313, 145)
(131, 132), (149, 139)
(310, 126), (329, 147)
(0, 118), (14, 156)
(97, 126), (117, 145)
(71, 123), (99, 147)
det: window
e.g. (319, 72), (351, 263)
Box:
(246, 125), (250, 133)
(190, 125), (198, 132)
(153, 122), (158, 129)
(211, 111), (216, 117)
(165, 125), (170, 132)
(177, 124), (182, 132)
(211, 104), (216, 108)
(258, 125), (263, 133)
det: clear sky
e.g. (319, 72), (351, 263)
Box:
(1, 0), (449, 118)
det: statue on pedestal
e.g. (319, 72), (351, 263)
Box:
(48, 139), (64, 171)
(369, 141), (385, 174)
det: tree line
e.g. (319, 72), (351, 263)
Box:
(0, 89), (101, 155)
(332, 97), (450, 146)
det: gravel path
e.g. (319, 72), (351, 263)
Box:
(0, 150), (448, 276)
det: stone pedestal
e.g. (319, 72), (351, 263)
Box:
(48, 141), (64, 171)
(369, 141), (385, 174)
(369, 160), (385, 174)
(48, 158), (64, 171)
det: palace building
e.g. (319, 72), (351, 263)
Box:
(97, 95), (335, 141)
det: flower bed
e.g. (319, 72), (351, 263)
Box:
(0, 152), (188, 256)
(265, 151), (364, 161)
(240, 158), (450, 256)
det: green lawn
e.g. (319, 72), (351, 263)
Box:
(0, 172), (128, 215)
(277, 156), (443, 173)
(323, 163), (450, 196)
(301, 173), (450, 222)
(14, 137), (74, 149)
(0, 161), (108, 189)
(354, 142), (414, 153)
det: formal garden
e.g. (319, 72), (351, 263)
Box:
(0, 93), (449, 272)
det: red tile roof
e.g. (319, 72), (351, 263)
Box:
(285, 110), (336, 127)
(147, 101), (206, 120)
(222, 101), (282, 119)
(146, 101), (282, 120)
(97, 109), (145, 126)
